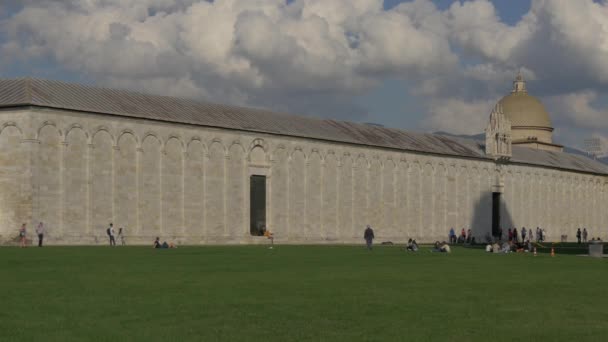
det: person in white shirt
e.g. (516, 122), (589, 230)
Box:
(36, 222), (45, 247)
(108, 223), (116, 246)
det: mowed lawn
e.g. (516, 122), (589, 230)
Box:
(1, 245), (607, 342)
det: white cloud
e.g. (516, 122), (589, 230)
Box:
(545, 90), (608, 152)
(447, 0), (534, 63)
(1, 0), (607, 151)
(424, 97), (494, 135)
(2, 0), (463, 120)
(547, 91), (608, 130)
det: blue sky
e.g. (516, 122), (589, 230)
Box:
(0, 0), (606, 153)
(385, 0), (531, 24)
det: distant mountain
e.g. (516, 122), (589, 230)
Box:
(433, 131), (608, 165)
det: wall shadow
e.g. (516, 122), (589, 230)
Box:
(470, 191), (514, 243)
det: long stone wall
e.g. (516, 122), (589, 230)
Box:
(0, 108), (606, 245)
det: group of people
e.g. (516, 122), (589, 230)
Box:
(448, 228), (475, 244)
(485, 240), (532, 254)
(497, 226), (547, 243)
(364, 225), (449, 253)
(432, 241), (451, 253)
(106, 223), (126, 246)
(17, 222), (46, 248)
(153, 237), (176, 249)
(576, 228), (589, 244)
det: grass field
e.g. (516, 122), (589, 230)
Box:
(1, 245), (607, 341)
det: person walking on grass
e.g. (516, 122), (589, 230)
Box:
(364, 225), (375, 250)
(19, 223), (27, 248)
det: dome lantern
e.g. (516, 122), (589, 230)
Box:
(512, 70), (527, 93)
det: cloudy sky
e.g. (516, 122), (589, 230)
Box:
(1, 0), (607, 154)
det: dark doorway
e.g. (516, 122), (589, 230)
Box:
(250, 175), (266, 236)
(492, 192), (501, 237)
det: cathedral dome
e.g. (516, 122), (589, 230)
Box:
(497, 73), (552, 129)
(492, 72), (562, 152)
(498, 91), (552, 128)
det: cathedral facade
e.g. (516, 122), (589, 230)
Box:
(0, 77), (606, 245)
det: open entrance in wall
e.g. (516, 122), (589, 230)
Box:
(250, 175), (266, 236)
(492, 192), (501, 237)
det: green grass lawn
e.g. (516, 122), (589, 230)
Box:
(1, 245), (606, 342)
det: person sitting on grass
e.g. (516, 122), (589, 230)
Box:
(432, 241), (450, 253)
(263, 228), (274, 249)
(412, 240), (419, 251)
(406, 239), (419, 252)
(154, 237), (176, 249)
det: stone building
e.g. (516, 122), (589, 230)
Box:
(0, 77), (606, 245)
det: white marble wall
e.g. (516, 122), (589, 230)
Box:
(0, 108), (606, 245)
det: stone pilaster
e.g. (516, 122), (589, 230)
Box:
(20, 138), (40, 232)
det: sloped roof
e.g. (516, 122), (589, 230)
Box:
(0, 78), (606, 176)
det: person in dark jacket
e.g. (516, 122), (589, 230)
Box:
(364, 225), (375, 250)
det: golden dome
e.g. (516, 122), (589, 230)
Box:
(497, 73), (552, 129)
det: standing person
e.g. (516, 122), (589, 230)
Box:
(513, 227), (518, 243)
(576, 228), (582, 244)
(449, 227), (456, 244)
(583, 228), (588, 243)
(118, 227), (126, 246)
(35, 222), (45, 247)
(107, 223), (116, 246)
(364, 225), (375, 250)
(528, 229), (534, 243)
(521, 227), (527, 242)
(508, 228), (513, 242)
(19, 223), (27, 248)
(460, 228), (466, 243)
(541, 228), (547, 242)
(498, 227), (503, 241)
(536, 227), (541, 243)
